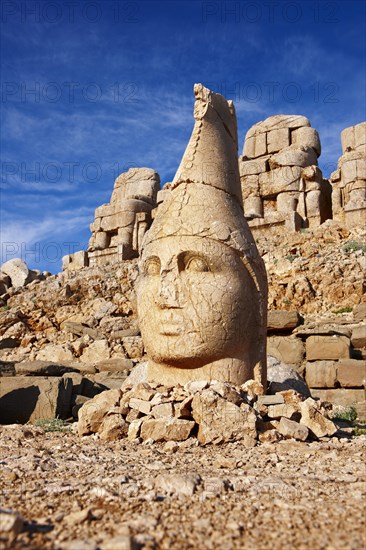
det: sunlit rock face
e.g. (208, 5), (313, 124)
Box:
(136, 84), (268, 387)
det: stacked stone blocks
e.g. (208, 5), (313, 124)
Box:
(330, 122), (366, 228)
(239, 115), (331, 235)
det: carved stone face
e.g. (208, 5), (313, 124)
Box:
(136, 236), (255, 369)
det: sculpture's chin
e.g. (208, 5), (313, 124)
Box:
(148, 350), (219, 370)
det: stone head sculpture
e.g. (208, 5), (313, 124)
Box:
(136, 84), (268, 386)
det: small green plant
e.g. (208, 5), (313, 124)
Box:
(285, 254), (300, 263)
(343, 241), (366, 253)
(330, 405), (358, 422)
(332, 306), (353, 314)
(1, 305), (11, 311)
(353, 427), (366, 436)
(35, 417), (70, 432)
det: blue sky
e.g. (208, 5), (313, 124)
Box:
(1, 0), (365, 273)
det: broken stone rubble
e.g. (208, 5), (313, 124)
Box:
(77, 380), (338, 445)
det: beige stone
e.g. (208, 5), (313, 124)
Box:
(62, 250), (88, 271)
(80, 340), (110, 363)
(136, 85), (267, 387)
(77, 389), (121, 435)
(155, 473), (200, 497)
(278, 417), (308, 440)
(127, 418), (143, 440)
(1, 258), (30, 288)
(243, 133), (267, 158)
(191, 389), (257, 444)
(239, 156), (268, 176)
(130, 382), (156, 401)
(353, 304), (366, 322)
(86, 168), (160, 266)
(140, 418), (194, 442)
(267, 310), (300, 331)
(269, 145), (318, 169)
(98, 414), (128, 441)
(247, 115), (310, 135)
(351, 325), (366, 348)
(151, 402), (174, 418)
(122, 336), (144, 359)
(0, 376), (73, 423)
(267, 128), (290, 154)
(129, 397), (152, 415)
(306, 335), (350, 361)
(259, 166), (302, 196)
(267, 403), (297, 419)
(337, 359), (366, 387)
(36, 344), (74, 363)
(299, 398), (337, 437)
(291, 127), (321, 156)
(305, 361), (338, 388)
(310, 389), (366, 420)
(267, 336), (304, 366)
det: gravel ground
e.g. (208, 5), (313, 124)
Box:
(1, 425), (365, 550)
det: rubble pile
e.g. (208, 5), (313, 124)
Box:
(77, 379), (337, 445)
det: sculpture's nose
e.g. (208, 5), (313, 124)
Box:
(156, 270), (182, 308)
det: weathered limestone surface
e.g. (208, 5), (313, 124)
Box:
(331, 122), (366, 229)
(136, 84), (268, 387)
(239, 115), (331, 235)
(306, 335), (350, 361)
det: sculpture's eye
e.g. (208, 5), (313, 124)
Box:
(185, 256), (210, 273)
(143, 257), (161, 276)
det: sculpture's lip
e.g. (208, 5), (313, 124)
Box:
(159, 322), (183, 336)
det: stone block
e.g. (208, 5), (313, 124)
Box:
(0, 376), (73, 423)
(267, 336), (305, 366)
(278, 417), (309, 441)
(351, 325), (366, 349)
(306, 335), (350, 361)
(305, 361), (338, 388)
(269, 146), (318, 169)
(267, 403), (297, 419)
(267, 310), (300, 331)
(129, 397), (152, 415)
(191, 389), (257, 444)
(1, 259), (29, 288)
(251, 115), (310, 134)
(94, 204), (114, 218)
(341, 126), (355, 153)
(299, 398), (337, 437)
(337, 359), (366, 387)
(243, 133), (267, 158)
(353, 304), (366, 322)
(241, 175), (259, 200)
(140, 418), (195, 442)
(291, 127), (321, 156)
(259, 166), (302, 196)
(77, 389), (121, 435)
(310, 388), (366, 420)
(267, 128), (290, 154)
(239, 157), (268, 176)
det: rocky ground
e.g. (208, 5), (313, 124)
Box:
(1, 425), (365, 550)
(258, 221), (366, 313)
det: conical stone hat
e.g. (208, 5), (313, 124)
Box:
(143, 84), (266, 297)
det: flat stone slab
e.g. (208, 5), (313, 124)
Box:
(0, 376), (73, 423)
(267, 311), (301, 332)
